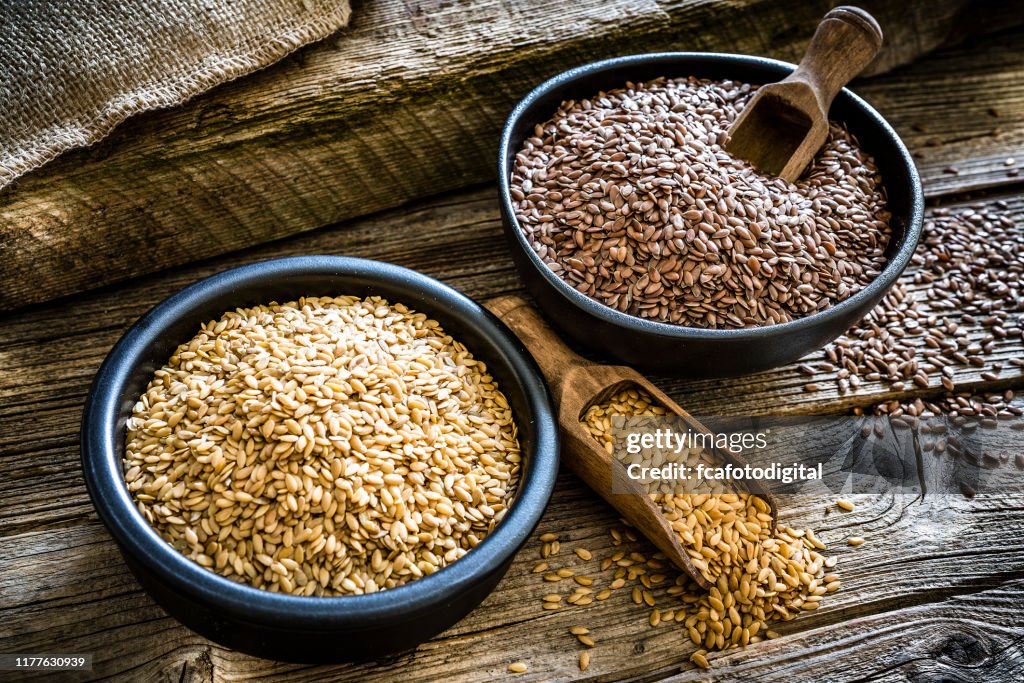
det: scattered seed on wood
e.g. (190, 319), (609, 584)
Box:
(690, 651), (710, 669)
(822, 204), (1024, 403)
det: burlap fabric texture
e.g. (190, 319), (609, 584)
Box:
(0, 0), (352, 189)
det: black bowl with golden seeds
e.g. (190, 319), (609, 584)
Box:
(499, 53), (924, 377)
(81, 256), (559, 662)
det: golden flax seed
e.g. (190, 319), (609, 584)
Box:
(124, 296), (521, 597)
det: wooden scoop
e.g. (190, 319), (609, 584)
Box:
(486, 296), (775, 590)
(725, 5), (883, 182)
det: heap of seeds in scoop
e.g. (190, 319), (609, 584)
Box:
(511, 76), (891, 328)
(804, 202), (1024, 394)
(574, 388), (838, 668)
(124, 296), (521, 596)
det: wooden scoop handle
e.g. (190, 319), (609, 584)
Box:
(789, 6), (883, 112)
(485, 295), (637, 502)
(487, 296), (712, 585)
(486, 295), (591, 397)
(486, 296), (780, 587)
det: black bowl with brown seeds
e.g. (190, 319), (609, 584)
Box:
(499, 53), (924, 377)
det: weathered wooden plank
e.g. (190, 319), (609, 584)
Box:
(858, 28), (1024, 198)
(2, 153), (1023, 681)
(1, 0), (1011, 312)
(1, 189), (1023, 679)
(3, 478), (1024, 681)
(663, 579), (1024, 682)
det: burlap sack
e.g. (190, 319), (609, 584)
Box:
(0, 0), (351, 190)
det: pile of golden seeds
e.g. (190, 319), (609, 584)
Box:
(125, 295), (521, 596)
(511, 387), (838, 672)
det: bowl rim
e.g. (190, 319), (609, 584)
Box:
(498, 51), (925, 342)
(81, 255), (559, 627)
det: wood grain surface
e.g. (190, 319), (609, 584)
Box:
(2, 191), (1023, 680)
(2, 22), (1024, 683)
(1, 0), (1017, 312)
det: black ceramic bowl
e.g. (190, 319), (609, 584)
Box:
(81, 256), (559, 662)
(499, 53), (924, 377)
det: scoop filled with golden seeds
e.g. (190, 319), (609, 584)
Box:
(124, 295), (522, 597)
(581, 388), (839, 662)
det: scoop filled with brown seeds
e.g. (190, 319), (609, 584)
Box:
(124, 295), (522, 597)
(511, 76), (892, 329)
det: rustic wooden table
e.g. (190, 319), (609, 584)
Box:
(2, 24), (1023, 683)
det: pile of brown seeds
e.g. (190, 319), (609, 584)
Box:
(511, 76), (891, 328)
(124, 296), (521, 596)
(807, 203), (1024, 394)
(574, 388), (838, 667)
